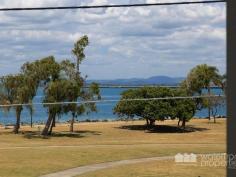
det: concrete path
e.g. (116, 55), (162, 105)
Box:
(40, 156), (174, 177)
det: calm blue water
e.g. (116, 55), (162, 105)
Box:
(0, 88), (226, 125)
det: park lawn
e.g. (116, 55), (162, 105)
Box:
(0, 119), (226, 177)
(78, 159), (226, 177)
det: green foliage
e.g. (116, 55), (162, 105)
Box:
(181, 64), (221, 95)
(173, 89), (196, 122)
(0, 74), (36, 133)
(21, 56), (61, 85)
(180, 64), (225, 120)
(40, 36), (100, 135)
(0, 35), (100, 135)
(114, 87), (196, 127)
(72, 35), (89, 73)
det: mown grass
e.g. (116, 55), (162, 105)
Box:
(78, 159), (226, 177)
(0, 119), (226, 177)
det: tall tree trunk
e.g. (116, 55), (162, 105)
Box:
(150, 119), (155, 126)
(181, 118), (186, 129)
(207, 86), (211, 120)
(70, 116), (75, 132)
(30, 113), (33, 128)
(178, 119), (181, 127)
(49, 116), (56, 135)
(13, 106), (22, 134)
(146, 118), (150, 127)
(52, 116), (56, 127)
(77, 61), (80, 74)
(41, 112), (54, 136)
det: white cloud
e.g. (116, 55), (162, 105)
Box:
(0, 0), (226, 79)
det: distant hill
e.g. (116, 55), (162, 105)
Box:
(86, 76), (185, 86)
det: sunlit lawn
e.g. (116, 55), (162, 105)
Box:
(0, 118), (226, 177)
(78, 159), (226, 177)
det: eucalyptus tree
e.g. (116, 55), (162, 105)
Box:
(1, 56), (59, 133)
(20, 56), (61, 128)
(0, 74), (36, 133)
(21, 56), (61, 85)
(181, 64), (221, 120)
(41, 70), (100, 135)
(41, 36), (100, 135)
(72, 35), (89, 74)
(0, 84), (10, 116)
(57, 59), (101, 133)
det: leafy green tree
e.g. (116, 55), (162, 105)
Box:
(20, 56), (61, 129)
(0, 56), (59, 133)
(181, 64), (221, 120)
(41, 36), (100, 135)
(173, 90), (197, 127)
(42, 80), (72, 135)
(114, 87), (196, 128)
(0, 74), (35, 133)
(0, 57), (59, 133)
(41, 71), (100, 135)
(21, 56), (61, 85)
(72, 35), (89, 74)
(60, 60), (101, 132)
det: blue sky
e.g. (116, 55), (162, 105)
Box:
(0, 0), (226, 79)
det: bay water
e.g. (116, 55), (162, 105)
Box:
(0, 87), (226, 125)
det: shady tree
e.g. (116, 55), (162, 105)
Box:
(0, 56), (62, 134)
(114, 87), (196, 128)
(41, 36), (100, 136)
(0, 74), (37, 133)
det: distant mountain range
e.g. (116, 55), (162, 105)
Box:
(86, 76), (185, 86)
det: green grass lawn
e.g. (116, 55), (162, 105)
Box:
(77, 159), (226, 177)
(0, 119), (226, 177)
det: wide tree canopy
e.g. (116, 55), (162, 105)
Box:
(114, 87), (196, 128)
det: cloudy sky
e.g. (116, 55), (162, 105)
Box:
(0, 0), (226, 79)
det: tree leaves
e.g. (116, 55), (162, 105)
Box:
(114, 87), (196, 124)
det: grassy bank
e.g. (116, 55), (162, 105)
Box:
(0, 119), (226, 177)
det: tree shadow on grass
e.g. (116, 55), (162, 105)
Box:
(117, 124), (209, 133)
(22, 130), (102, 139)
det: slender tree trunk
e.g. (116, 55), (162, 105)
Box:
(52, 116), (56, 127)
(146, 118), (150, 126)
(181, 118), (186, 129)
(42, 112), (54, 136)
(214, 116), (216, 123)
(70, 116), (75, 132)
(150, 119), (155, 126)
(207, 86), (211, 120)
(30, 114), (33, 128)
(178, 119), (181, 127)
(13, 106), (22, 134)
(76, 60), (80, 78)
(49, 116), (56, 135)
(77, 61), (80, 74)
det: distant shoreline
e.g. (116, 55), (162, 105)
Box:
(83, 85), (222, 89)
(0, 116), (227, 127)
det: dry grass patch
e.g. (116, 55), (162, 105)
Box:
(0, 119), (226, 177)
(78, 159), (226, 177)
